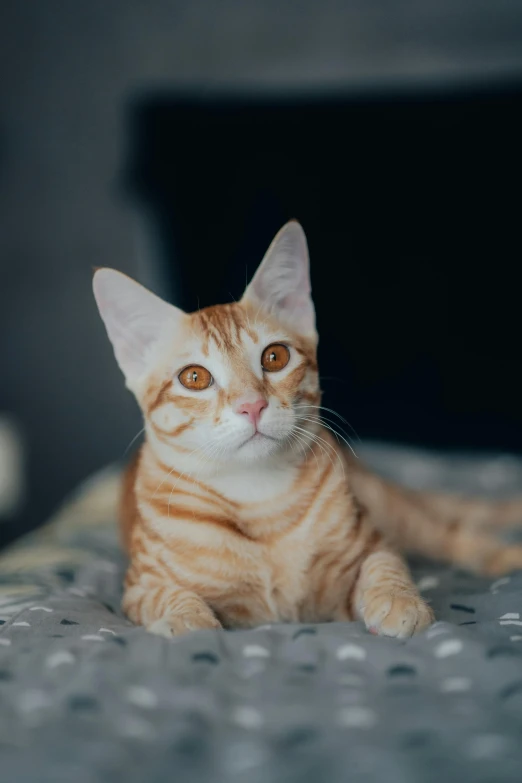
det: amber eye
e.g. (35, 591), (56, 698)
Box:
(261, 343), (290, 372)
(178, 365), (213, 390)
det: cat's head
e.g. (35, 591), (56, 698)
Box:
(93, 221), (321, 468)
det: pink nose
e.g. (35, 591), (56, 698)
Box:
(236, 398), (268, 426)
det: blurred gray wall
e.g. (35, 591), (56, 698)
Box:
(1, 0), (522, 538)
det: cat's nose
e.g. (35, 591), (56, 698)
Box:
(236, 398), (268, 427)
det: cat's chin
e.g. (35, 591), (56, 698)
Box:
(234, 431), (281, 461)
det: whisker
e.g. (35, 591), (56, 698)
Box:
(292, 425), (345, 479)
(295, 403), (348, 425)
(289, 429), (318, 469)
(294, 404), (360, 442)
(122, 427), (145, 457)
(295, 411), (356, 448)
(295, 415), (358, 460)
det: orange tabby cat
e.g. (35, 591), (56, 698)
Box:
(93, 222), (522, 638)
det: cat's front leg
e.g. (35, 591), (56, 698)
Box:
(123, 580), (222, 638)
(352, 549), (434, 638)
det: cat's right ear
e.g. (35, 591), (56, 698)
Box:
(93, 269), (183, 386)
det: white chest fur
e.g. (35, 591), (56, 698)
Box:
(207, 461), (299, 505)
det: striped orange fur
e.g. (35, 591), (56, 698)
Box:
(93, 222), (522, 638)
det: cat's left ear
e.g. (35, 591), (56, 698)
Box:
(242, 221), (316, 338)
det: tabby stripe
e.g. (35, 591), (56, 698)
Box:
(147, 380), (172, 413)
(145, 461), (240, 509)
(344, 529), (383, 615)
(144, 502), (250, 538)
(151, 418), (195, 438)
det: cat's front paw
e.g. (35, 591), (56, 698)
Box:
(361, 589), (434, 638)
(147, 611), (222, 638)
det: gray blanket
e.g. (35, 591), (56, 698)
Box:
(1, 442), (522, 783)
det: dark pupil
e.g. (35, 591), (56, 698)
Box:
(270, 352), (276, 362)
(192, 371), (198, 382)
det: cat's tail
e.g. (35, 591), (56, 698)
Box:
(405, 490), (522, 531)
(347, 458), (522, 576)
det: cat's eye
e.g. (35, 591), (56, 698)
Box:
(261, 343), (290, 372)
(178, 365), (213, 390)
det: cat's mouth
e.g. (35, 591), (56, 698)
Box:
(239, 431), (277, 449)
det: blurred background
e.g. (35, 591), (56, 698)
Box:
(1, 1), (522, 548)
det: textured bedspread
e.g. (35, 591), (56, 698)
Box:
(1, 443), (522, 783)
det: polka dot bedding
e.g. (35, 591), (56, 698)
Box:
(1, 443), (522, 783)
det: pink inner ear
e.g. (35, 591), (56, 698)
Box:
(280, 293), (316, 333)
(282, 292), (310, 310)
(93, 267), (183, 383)
(243, 222), (316, 335)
